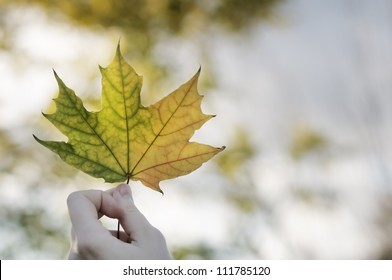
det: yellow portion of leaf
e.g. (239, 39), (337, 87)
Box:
(34, 45), (224, 192)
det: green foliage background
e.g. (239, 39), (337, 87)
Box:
(0, 0), (282, 259)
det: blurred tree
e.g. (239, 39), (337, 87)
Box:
(2, 0), (389, 260)
(1, 0), (283, 99)
(2, 0), (281, 33)
(290, 125), (326, 160)
(172, 243), (214, 260)
(0, 0), (284, 259)
(376, 195), (392, 259)
(216, 128), (256, 180)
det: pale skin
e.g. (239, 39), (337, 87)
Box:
(67, 183), (172, 259)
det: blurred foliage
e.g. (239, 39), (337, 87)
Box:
(215, 129), (262, 215)
(0, 127), (74, 259)
(376, 195), (392, 259)
(0, 0), (283, 100)
(1, 0), (281, 31)
(0, 130), (17, 172)
(172, 243), (214, 260)
(1, 0), (390, 260)
(0, 0), (282, 57)
(1, 207), (69, 259)
(0, 0), (284, 259)
(290, 125), (326, 160)
(216, 129), (256, 180)
(0, 9), (7, 49)
(214, 129), (271, 257)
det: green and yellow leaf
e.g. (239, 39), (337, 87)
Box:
(34, 45), (224, 193)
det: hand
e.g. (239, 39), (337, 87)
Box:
(67, 183), (172, 259)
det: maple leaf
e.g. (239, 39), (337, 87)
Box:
(34, 45), (225, 193)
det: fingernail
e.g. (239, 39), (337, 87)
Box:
(119, 184), (131, 198)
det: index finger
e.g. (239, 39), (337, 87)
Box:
(67, 189), (120, 239)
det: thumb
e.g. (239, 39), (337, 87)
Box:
(114, 184), (152, 241)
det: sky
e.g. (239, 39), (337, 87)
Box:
(0, 0), (391, 259)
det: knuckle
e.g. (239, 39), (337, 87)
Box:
(66, 191), (80, 206)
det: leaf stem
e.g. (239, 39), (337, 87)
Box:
(117, 176), (131, 239)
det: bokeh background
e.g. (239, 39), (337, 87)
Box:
(1, 0), (391, 259)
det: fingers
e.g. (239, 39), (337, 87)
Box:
(67, 184), (171, 259)
(113, 184), (153, 242)
(113, 184), (172, 259)
(67, 184), (152, 245)
(67, 189), (121, 240)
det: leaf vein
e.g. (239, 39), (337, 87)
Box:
(64, 86), (127, 175)
(132, 148), (219, 177)
(129, 76), (198, 175)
